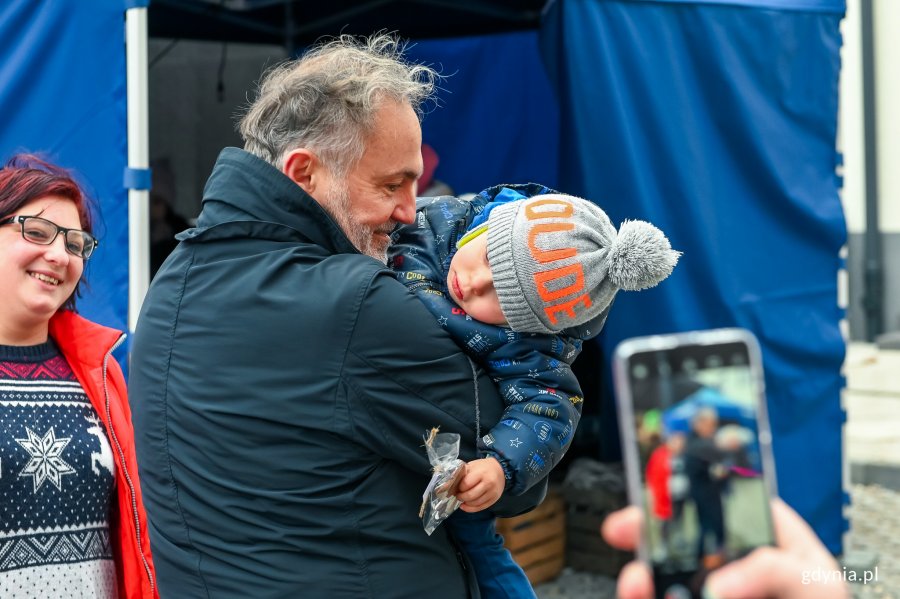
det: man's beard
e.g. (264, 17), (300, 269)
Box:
(322, 184), (393, 264)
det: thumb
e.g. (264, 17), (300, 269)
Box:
(617, 560), (654, 599)
(601, 506), (642, 551)
(769, 498), (836, 562)
(704, 546), (799, 599)
(705, 547), (846, 599)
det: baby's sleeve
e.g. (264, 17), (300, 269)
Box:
(476, 332), (585, 496)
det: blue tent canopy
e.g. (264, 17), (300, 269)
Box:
(0, 0), (128, 359)
(540, 0), (846, 552)
(1, 0), (847, 553)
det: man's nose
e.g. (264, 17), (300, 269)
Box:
(392, 188), (416, 225)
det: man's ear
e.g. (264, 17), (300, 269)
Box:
(282, 148), (318, 195)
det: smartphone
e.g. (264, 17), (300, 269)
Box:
(612, 328), (777, 599)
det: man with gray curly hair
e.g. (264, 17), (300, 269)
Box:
(239, 33), (435, 263)
(130, 33), (547, 598)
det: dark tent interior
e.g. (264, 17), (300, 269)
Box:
(149, 0), (548, 47)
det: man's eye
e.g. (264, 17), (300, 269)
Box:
(387, 184), (401, 192)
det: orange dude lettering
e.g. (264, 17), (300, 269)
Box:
(523, 197), (591, 324)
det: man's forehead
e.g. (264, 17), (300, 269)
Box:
(364, 149), (424, 180)
(356, 100), (423, 176)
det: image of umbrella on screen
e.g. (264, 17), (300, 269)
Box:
(663, 387), (762, 478)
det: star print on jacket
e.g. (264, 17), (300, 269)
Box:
(389, 187), (589, 497)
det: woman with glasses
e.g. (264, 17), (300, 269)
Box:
(0, 154), (157, 598)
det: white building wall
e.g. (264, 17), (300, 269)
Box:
(873, 0), (900, 233)
(839, 0), (865, 234)
(841, 0), (900, 235)
(839, 0), (900, 337)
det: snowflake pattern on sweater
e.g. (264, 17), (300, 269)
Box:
(0, 341), (117, 599)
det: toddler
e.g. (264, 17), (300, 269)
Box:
(388, 183), (679, 598)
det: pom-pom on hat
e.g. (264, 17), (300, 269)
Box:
(485, 194), (680, 334)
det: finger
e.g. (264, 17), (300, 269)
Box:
(601, 506), (642, 550)
(456, 482), (487, 504)
(462, 485), (502, 511)
(617, 560), (653, 599)
(705, 547), (799, 599)
(472, 485), (502, 507)
(462, 495), (492, 510)
(706, 546), (845, 599)
(704, 500), (845, 599)
(771, 498), (815, 547)
(770, 499), (835, 564)
(445, 477), (463, 497)
(455, 475), (473, 494)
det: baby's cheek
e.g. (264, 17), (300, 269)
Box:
(484, 295), (507, 326)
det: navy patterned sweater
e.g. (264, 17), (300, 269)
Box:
(0, 340), (117, 598)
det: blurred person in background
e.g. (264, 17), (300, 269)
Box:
(149, 191), (190, 278)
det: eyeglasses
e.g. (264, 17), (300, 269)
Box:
(1, 215), (99, 260)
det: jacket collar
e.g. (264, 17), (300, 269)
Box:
(180, 147), (359, 256)
(49, 310), (124, 368)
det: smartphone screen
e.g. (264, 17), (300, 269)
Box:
(614, 330), (776, 599)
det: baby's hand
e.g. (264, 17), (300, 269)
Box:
(455, 457), (505, 513)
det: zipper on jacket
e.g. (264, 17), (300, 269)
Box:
(103, 334), (156, 594)
(455, 549), (468, 572)
(446, 220), (464, 256)
(405, 280), (430, 293)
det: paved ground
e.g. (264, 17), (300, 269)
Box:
(844, 344), (900, 597)
(845, 344), (900, 488)
(846, 483), (900, 598)
(534, 343), (900, 598)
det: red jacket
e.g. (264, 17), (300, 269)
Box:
(49, 310), (158, 599)
(645, 444), (672, 520)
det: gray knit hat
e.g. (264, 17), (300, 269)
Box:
(486, 194), (680, 334)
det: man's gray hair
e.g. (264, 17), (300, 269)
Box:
(691, 406), (719, 425)
(239, 33), (438, 177)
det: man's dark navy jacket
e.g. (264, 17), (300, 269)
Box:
(129, 148), (546, 598)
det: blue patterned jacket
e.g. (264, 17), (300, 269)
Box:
(389, 184), (609, 495)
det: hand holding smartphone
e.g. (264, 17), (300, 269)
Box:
(613, 329), (777, 599)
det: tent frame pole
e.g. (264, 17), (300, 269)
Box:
(860, 0), (883, 341)
(126, 6), (150, 334)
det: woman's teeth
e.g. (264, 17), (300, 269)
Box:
(31, 272), (60, 286)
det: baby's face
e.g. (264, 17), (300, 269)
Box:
(446, 231), (507, 325)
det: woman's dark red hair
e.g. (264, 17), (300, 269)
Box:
(0, 153), (95, 311)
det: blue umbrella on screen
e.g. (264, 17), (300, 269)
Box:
(662, 386), (756, 435)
